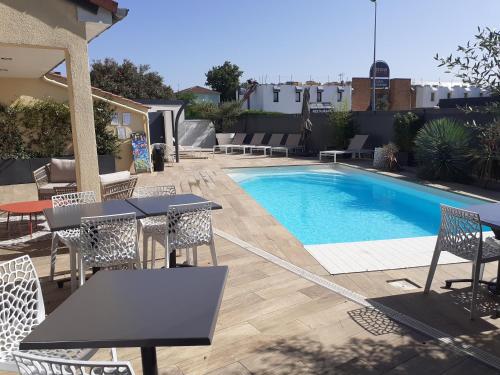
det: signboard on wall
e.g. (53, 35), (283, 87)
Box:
(131, 132), (150, 173)
(369, 60), (390, 89)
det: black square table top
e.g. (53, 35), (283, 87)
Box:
(465, 202), (500, 230)
(126, 193), (222, 217)
(43, 200), (146, 232)
(20, 266), (228, 350)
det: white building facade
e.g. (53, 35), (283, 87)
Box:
(414, 83), (489, 108)
(238, 83), (352, 114)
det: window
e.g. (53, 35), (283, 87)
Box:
(317, 90), (322, 102)
(337, 88), (343, 102)
(430, 92), (435, 102)
(295, 91), (301, 102)
(447, 92), (452, 99)
(273, 91), (279, 102)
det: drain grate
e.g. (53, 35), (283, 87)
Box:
(387, 278), (421, 290)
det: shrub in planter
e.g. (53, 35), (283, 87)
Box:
(393, 111), (424, 165)
(415, 118), (473, 182)
(0, 104), (29, 159)
(465, 118), (500, 187)
(328, 103), (356, 149)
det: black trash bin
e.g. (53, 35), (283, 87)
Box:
(152, 143), (165, 172)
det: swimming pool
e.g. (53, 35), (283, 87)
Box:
(227, 165), (485, 245)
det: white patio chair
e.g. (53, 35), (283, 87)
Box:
(319, 134), (372, 162)
(424, 205), (500, 320)
(163, 202), (217, 268)
(133, 185), (177, 268)
(79, 213), (141, 286)
(213, 133), (247, 154)
(49, 191), (97, 291)
(270, 133), (304, 157)
(14, 352), (135, 375)
(0, 256), (96, 372)
(247, 133), (271, 155)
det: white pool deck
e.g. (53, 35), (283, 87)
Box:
(305, 233), (495, 275)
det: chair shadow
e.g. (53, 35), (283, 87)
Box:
(250, 330), (495, 374)
(0, 219), (65, 262)
(368, 286), (500, 341)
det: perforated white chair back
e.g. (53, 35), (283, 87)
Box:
(79, 213), (139, 269)
(0, 256), (44, 369)
(14, 352), (135, 375)
(166, 202), (213, 250)
(52, 191), (96, 208)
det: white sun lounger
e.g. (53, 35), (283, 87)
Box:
(247, 133), (271, 155)
(213, 133), (247, 154)
(270, 134), (304, 157)
(319, 135), (372, 162)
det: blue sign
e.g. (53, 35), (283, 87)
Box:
(131, 132), (151, 173)
(370, 60), (390, 89)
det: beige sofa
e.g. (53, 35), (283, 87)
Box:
(33, 160), (138, 201)
(33, 159), (77, 200)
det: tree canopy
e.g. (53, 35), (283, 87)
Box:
(187, 100), (243, 132)
(435, 27), (500, 96)
(90, 58), (174, 100)
(205, 61), (243, 101)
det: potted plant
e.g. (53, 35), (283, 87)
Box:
(393, 112), (423, 166)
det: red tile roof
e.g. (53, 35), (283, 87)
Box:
(178, 86), (220, 95)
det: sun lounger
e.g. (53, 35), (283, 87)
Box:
(246, 133), (271, 155)
(319, 135), (372, 162)
(213, 133), (247, 154)
(270, 134), (304, 157)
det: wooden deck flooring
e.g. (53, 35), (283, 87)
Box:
(1, 153), (500, 374)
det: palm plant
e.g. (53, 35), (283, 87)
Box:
(415, 118), (473, 182)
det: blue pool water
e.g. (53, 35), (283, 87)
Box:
(227, 165), (485, 245)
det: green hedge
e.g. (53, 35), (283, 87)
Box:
(0, 99), (120, 159)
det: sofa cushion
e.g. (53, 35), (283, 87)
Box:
(39, 182), (77, 194)
(99, 171), (131, 185)
(50, 158), (76, 183)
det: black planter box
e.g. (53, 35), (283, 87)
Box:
(0, 155), (116, 186)
(0, 159), (33, 185)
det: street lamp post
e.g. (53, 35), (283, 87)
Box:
(370, 0), (377, 112)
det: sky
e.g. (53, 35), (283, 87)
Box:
(84, 0), (500, 91)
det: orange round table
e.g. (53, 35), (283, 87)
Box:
(0, 200), (53, 235)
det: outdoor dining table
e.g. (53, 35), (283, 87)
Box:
(465, 202), (500, 294)
(126, 194), (222, 268)
(43, 194), (222, 289)
(465, 202), (500, 239)
(20, 266), (228, 375)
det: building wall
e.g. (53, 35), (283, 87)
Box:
(0, 77), (148, 172)
(242, 84), (352, 114)
(193, 93), (220, 104)
(0, 0), (105, 194)
(352, 78), (372, 111)
(388, 79), (413, 110)
(352, 77), (413, 111)
(413, 84), (489, 108)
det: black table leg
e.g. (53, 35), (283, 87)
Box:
(141, 346), (158, 375)
(169, 249), (177, 268)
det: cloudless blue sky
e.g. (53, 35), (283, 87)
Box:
(85, 0), (500, 90)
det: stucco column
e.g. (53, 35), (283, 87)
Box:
(65, 43), (101, 199)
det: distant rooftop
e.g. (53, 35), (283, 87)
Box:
(133, 98), (184, 106)
(178, 86), (220, 95)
